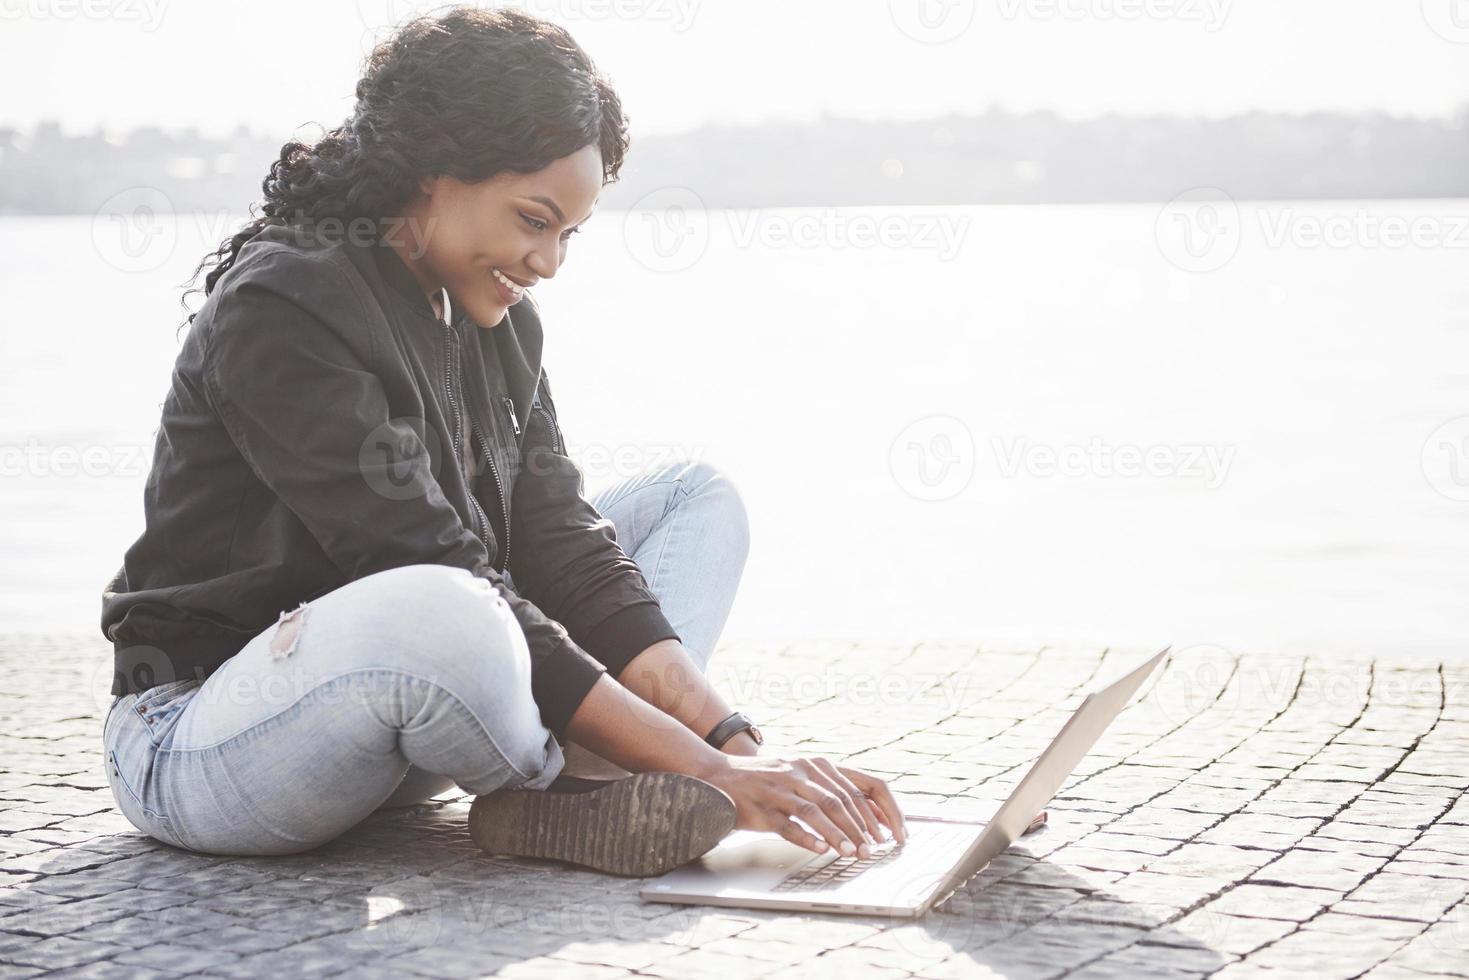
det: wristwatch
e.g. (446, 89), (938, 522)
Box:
(704, 711), (763, 750)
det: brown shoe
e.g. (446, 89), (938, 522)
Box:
(468, 771), (737, 877)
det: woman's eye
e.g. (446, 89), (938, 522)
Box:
(522, 214), (581, 241)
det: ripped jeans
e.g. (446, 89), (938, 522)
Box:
(102, 461), (749, 855)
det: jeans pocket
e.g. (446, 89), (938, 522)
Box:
(132, 679), (200, 748)
(105, 722), (179, 847)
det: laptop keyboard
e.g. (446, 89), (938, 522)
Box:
(772, 823), (977, 892)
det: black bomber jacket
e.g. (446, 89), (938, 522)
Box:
(99, 222), (680, 737)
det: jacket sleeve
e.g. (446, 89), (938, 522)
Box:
(508, 365), (681, 680)
(200, 252), (607, 738)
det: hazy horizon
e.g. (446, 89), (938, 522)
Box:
(4, 1), (1469, 140)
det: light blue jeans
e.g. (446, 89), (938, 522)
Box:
(102, 461), (749, 856)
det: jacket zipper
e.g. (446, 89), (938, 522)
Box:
(471, 415), (511, 573)
(501, 396), (522, 439)
(534, 383), (561, 453)
(442, 321), (507, 569)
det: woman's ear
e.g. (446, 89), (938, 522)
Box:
(417, 173), (438, 196)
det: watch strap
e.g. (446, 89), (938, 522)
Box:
(704, 711), (759, 749)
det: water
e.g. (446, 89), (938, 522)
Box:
(3, 202), (1467, 659)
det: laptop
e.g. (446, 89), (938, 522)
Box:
(640, 646), (1169, 917)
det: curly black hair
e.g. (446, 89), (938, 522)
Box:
(181, 5), (630, 330)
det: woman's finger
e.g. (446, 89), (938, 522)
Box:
(814, 758), (888, 844)
(800, 763), (877, 856)
(766, 807), (826, 854)
(839, 766), (908, 843)
(785, 786), (864, 857)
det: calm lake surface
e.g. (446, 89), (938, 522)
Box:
(3, 202), (1467, 660)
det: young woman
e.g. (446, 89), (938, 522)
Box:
(99, 6), (906, 877)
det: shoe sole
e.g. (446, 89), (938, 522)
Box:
(468, 771), (737, 877)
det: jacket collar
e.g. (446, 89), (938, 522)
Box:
(373, 237), (443, 324)
(367, 234), (546, 427)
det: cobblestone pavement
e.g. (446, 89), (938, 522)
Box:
(2, 634), (1466, 978)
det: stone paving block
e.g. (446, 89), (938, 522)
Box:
(1138, 845), (1275, 881)
(4, 635), (1467, 978)
(1205, 883), (1341, 921)
(1098, 939), (1236, 975)
(1247, 849), (1386, 891)
(3, 934), (123, 970)
(1303, 912), (1427, 940)
(1243, 927), (1409, 979)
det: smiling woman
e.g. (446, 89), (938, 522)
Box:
(184, 6), (620, 333)
(100, 4), (904, 879)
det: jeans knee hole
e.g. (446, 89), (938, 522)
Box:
(269, 601), (310, 661)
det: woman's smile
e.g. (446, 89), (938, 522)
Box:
(490, 267), (530, 304)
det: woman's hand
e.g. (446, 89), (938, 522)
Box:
(698, 754), (908, 858)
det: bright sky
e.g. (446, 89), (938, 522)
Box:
(4, 0), (1468, 138)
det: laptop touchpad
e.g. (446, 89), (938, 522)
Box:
(662, 830), (816, 890)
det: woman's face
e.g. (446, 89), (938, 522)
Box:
(391, 142), (603, 328)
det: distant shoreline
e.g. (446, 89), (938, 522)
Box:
(4, 106), (1466, 214)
